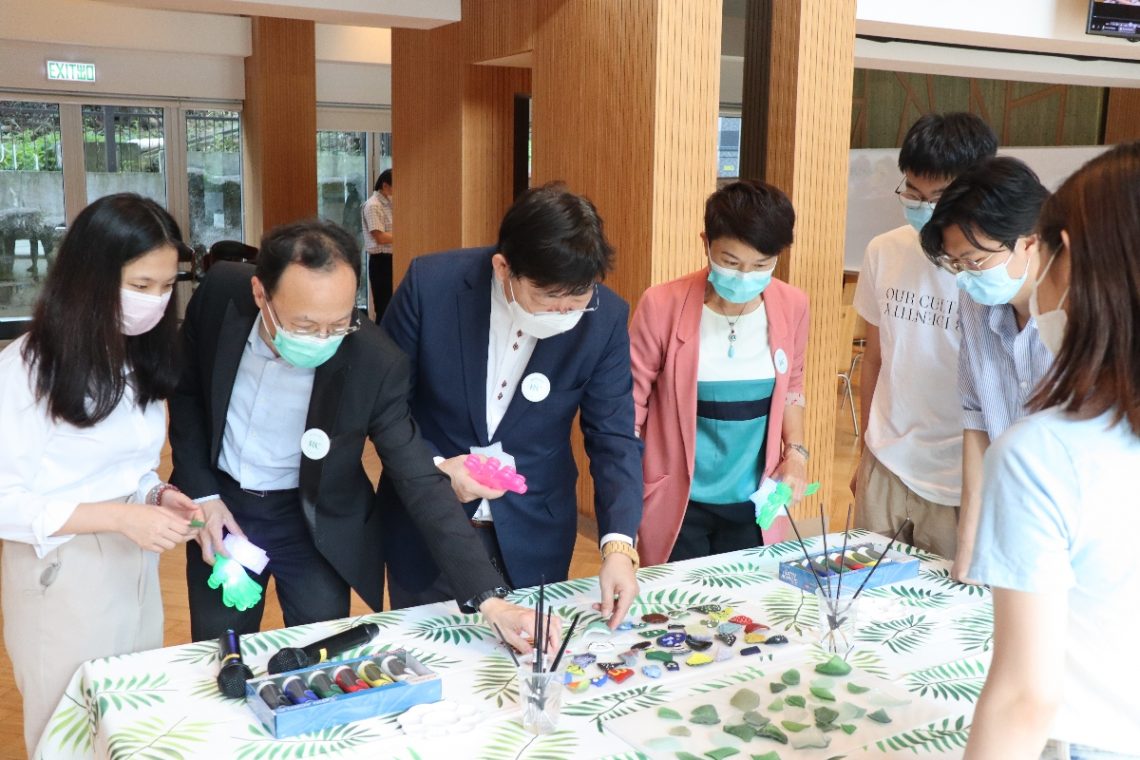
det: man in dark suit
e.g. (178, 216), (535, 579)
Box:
(381, 184), (643, 626)
(170, 220), (542, 649)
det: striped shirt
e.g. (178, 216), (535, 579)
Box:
(958, 293), (1054, 442)
(361, 191), (393, 254)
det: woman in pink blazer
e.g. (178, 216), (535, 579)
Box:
(631, 181), (810, 566)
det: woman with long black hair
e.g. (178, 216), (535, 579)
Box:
(0, 193), (202, 755)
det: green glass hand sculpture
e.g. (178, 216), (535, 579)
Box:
(754, 480), (821, 529)
(208, 556), (264, 611)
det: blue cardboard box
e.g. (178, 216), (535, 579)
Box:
(245, 649), (441, 739)
(777, 541), (919, 594)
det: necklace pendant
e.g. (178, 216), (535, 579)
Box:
(728, 343), (736, 359)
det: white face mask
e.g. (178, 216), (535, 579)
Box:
(120, 288), (171, 336)
(505, 278), (585, 339)
(1029, 251), (1069, 356)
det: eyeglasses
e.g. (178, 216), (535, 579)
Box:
(514, 281), (601, 316)
(933, 249), (1011, 275)
(265, 299), (360, 338)
(894, 177), (940, 210)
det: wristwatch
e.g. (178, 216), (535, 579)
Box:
(463, 586), (510, 613)
(785, 443), (810, 461)
(601, 540), (640, 571)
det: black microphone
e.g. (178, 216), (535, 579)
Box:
(267, 623), (380, 675)
(216, 629), (254, 698)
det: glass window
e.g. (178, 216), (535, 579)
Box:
(185, 109), (242, 250)
(0, 100), (64, 325)
(83, 105), (166, 206)
(717, 115), (742, 179)
(317, 130), (368, 249)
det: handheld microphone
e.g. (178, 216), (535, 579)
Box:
(216, 629), (255, 698)
(267, 623), (380, 674)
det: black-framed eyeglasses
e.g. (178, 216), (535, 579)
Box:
(895, 177), (940, 210)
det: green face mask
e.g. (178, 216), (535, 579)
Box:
(262, 304), (345, 369)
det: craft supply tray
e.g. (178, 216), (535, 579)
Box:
(777, 542), (918, 594)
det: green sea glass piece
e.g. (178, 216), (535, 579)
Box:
(835, 702), (866, 722)
(789, 728), (831, 750)
(646, 737), (681, 752)
(690, 704), (721, 725)
(768, 682), (786, 693)
(840, 724), (857, 735)
(845, 682), (869, 694)
(809, 686), (836, 702)
(767, 698), (784, 712)
(814, 654), (852, 676)
(676, 753), (703, 760)
(742, 711), (770, 728)
(704, 749), (740, 760)
(670, 726), (693, 737)
(780, 669), (800, 686)
(751, 753), (782, 760)
(813, 706), (839, 727)
(756, 724), (789, 744)
(867, 708), (892, 724)
(785, 695), (806, 708)
(730, 688), (761, 712)
(658, 707), (683, 721)
(779, 720), (809, 733)
(724, 724), (757, 742)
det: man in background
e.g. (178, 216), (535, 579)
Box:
(361, 168), (393, 322)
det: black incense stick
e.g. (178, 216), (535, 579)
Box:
(835, 503), (853, 602)
(549, 612), (581, 672)
(534, 579), (545, 673)
(492, 623), (520, 667)
(783, 506), (836, 617)
(840, 518), (912, 615)
(544, 607), (553, 667)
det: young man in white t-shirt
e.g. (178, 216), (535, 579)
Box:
(851, 113), (997, 558)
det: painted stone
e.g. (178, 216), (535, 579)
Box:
(638, 629), (667, 639)
(867, 708), (892, 724)
(642, 664), (663, 679)
(769, 682), (786, 694)
(687, 625), (714, 638)
(765, 635), (789, 645)
(686, 635), (713, 651)
(687, 604), (722, 614)
(756, 723), (789, 744)
(646, 650), (673, 663)
(714, 646), (733, 662)
(728, 614), (753, 626)
(845, 682), (870, 694)
(723, 723), (756, 742)
(785, 695), (806, 708)
(607, 667), (634, 684)
(658, 706), (682, 720)
(589, 673), (608, 687)
(567, 679), (590, 693)
(740, 645), (761, 656)
(668, 623), (687, 630)
(744, 632), (767, 644)
(814, 654), (852, 676)
(685, 652), (713, 666)
(620, 651), (639, 666)
(668, 726), (692, 737)
(615, 620), (634, 631)
(566, 663), (585, 676)
(717, 622), (743, 636)
(571, 653), (596, 667)
(810, 686), (837, 702)
(596, 661), (623, 672)
(587, 641), (616, 654)
(716, 632), (737, 647)
(730, 688), (760, 712)
(562, 671), (573, 684)
(664, 660), (680, 672)
(641, 612), (669, 624)
(744, 622), (770, 633)
(630, 640), (652, 651)
(700, 619), (718, 628)
(657, 631), (686, 648)
(708, 607), (734, 623)
(780, 669), (800, 686)
(689, 704), (720, 725)
(780, 720), (810, 733)
(742, 710), (770, 728)
(583, 621), (612, 638)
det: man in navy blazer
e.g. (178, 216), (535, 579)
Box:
(380, 184), (643, 626)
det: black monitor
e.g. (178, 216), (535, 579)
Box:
(1088, 0), (1140, 40)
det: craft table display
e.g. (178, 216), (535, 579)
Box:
(37, 531), (993, 759)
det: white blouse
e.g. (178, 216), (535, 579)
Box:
(0, 335), (165, 557)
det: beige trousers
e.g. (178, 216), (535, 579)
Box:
(853, 449), (960, 560)
(2, 532), (162, 757)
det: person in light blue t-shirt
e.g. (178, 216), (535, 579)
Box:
(965, 143), (1140, 759)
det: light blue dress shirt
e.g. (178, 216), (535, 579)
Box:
(217, 318), (315, 490)
(958, 294), (1053, 441)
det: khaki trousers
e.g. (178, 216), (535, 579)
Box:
(853, 449), (960, 559)
(2, 532), (162, 757)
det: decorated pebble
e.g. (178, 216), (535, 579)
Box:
(645, 650), (673, 662)
(728, 615), (753, 625)
(716, 632), (737, 647)
(667, 623), (687, 630)
(744, 622), (770, 633)
(583, 621), (612, 638)
(657, 631), (686, 648)
(590, 673), (609, 687)
(567, 679), (590, 693)
(606, 667), (634, 684)
(641, 613), (669, 624)
(664, 660), (680, 672)
(630, 640), (652, 650)
(620, 651), (639, 666)
(765, 634), (789, 645)
(566, 664), (585, 676)
(714, 646), (733, 662)
(740, 645), (761, 656)
(688, 604), (722, 614)
(571, 653), (596, 667)
(717, 622), (743, 636)
(744, 632), (767, 644)
(595, 661), (623, 672)
(615, 620), (634, 632)
(686, 652), (713, 666)
(638, 628), (667, 639)
(685, 634), (713, 651)
(642, 664), (663, 679)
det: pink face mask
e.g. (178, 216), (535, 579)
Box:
(120, 288), (171, 336)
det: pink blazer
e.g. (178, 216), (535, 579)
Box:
(630, 269), (810, 566)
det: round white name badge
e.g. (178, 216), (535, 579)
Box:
(774, 348), (789, 374)
(521, 372), (551, 402)
(301, 428), (331, 460)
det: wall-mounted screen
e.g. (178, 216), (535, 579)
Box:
(1087, 1), (1140, 40)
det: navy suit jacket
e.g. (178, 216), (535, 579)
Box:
(379, 247), (644, 589)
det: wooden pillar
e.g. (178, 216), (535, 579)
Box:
(742, 0), (856, 530)
(1104, 88), (1140, 144)
(243, 17), (317, 242)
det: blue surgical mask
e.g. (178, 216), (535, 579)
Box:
(707, 257), (773, 303)
(955, 252), (1027, 306)
(904, 203), (935, 232)
(262, 307), (344, 369)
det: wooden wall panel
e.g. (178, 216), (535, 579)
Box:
(243, 17), (317, 240)
(1105, 87), (1140, 144)
(464, 0), (535, 63)
(761, 0), (855, 531)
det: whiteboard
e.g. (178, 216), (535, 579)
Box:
(844, 145), (1110, 273)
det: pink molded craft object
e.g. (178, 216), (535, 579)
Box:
(464, 454), (528, 494)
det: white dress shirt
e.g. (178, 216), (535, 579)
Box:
(217, 317), (315, 490)
(0, 335), (164, 557)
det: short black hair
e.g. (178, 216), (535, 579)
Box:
(920, 156), (1049, 265)
(256, 219), (360, 295)
(497, 182), (613, 295)
(898, 113), (998, 180)
(704, 180), (795, 257)
(375, 169), (392, 192)
(22, 193), (184, 427)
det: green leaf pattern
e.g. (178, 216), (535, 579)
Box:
(856, 614), (935, 654)
(682, 561), (774, 589)
(478, 722), (578, 760)
(905, 659), (987, 703)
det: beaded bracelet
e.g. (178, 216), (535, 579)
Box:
(147, 482), (182, 506)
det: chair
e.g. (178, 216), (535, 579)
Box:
(837, 303), (860, 437)
(204, 240), (258, 274)
(842, 280), (867, 378)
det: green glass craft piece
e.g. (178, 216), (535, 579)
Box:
(690, 704), (721, 725)
(647, 650), (674, 662)
(730, 688), (761, 712)
(724, 724), (757, 742)
(845, 682), (870, 694)
(804, 482), (821, 496)
(835, 702), (866, 722)
(768, 682), (786, 694)
(789, 728), (831, 750)
(640, 629), (668, 639)
(767, 698), (783, 712)
(675, 753), (704, 760)
(814, 654), (852, 677)
(669, 726), (693, 737)
(813, 706), (839, 726)
(809, 686), (836, 702)
(704, 749), (740, 760)
(780, 669), (800, 686)
(750, 753), (782, 760)
(742, 711), (770, 728)
(646, 737), (681, 752)
(755, 723), (789, 744)
(658, 707), (683, 721)
(779, 720), (809, 733)
(784, 695), (806, 708)
(867, 708), (892, 724)
(840, 724), (857, 735)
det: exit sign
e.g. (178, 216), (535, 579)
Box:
(46, 61), (96, 83)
